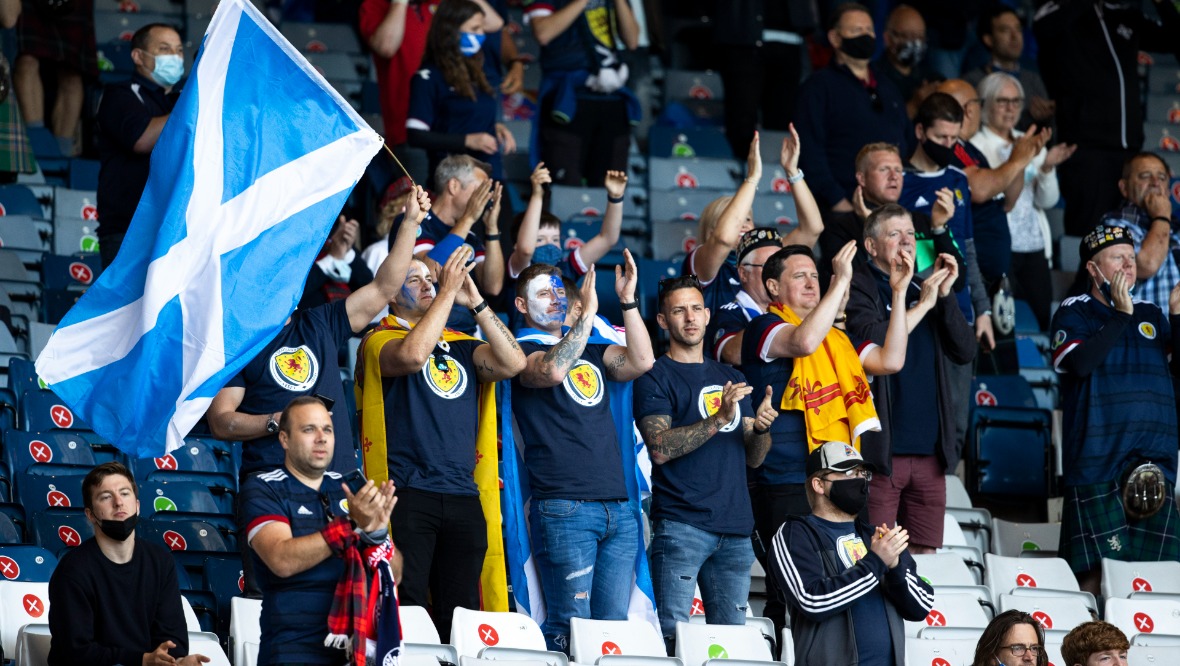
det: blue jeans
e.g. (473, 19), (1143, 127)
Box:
(650, 519), (754, 641)
(534, 498), (639, 653)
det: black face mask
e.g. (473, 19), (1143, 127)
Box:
(922, 139), (957, 169)
(838, 34), (876, 60)
(98, 514), (138, 541)
(827, 478), (869, 516)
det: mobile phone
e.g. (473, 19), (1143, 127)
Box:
(343, 469), (367, 495)
(314, 393), (336, 412)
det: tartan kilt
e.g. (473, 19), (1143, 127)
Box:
(1059, 481), (1180, 574)
(15, 0), (98, 78)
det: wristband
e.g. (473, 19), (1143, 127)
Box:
(1151, 216), (1171, 225)
(787, 169), (805, 184)
(485, 233), (501, 241)
(620, 300), (639, 311)
(607, 194), (625, 204)
(931, 225), (948, 235)
(753, 423), (771, 436)
(357, 526), (389, 546)
(391, 0), (409, 5)
(427, 233), (466, 265)
(833, 313), (847, 324)
(470, 300), (489, 316)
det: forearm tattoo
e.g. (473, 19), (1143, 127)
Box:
(539, 315), (590, 378)
(640, 413), (719, 462)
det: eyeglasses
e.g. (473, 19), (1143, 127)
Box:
(1002, 644), (1043, 657)
(823, 468), (873, 482)
(993, 96), (1024, 108)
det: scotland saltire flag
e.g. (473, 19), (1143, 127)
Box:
(34, 0), (382, 458)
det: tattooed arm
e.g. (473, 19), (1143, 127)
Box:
(472, 305), (527, 383)
(639, 414), (723, 465)
(519, 313), (593, 388)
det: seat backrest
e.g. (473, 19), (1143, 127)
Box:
(230, 597), (263, 666)
(914, 553), (977, 587)
(1129, 645), (1180, 666)
(998, 593), (1093, 632)
(984, 554), (1079, 604)
(30, 508), (93, 558)
(1043, 641), (1066, 666)
(401, 605), (442, 644)
(188, 630), (232, 666)
(904, 636), (976, 666)
(138, 479), (222, 516)
(180, 595), (202, 632)
(4, 429), (96, 477)
(19, 391), (87, 433)
(905, 593), (989, 638)
(991, 519), (1061, 557)
(1102, 559), (1180, 599)
(942, 515), (969, 547)
(0, 581), (50, 658)
(14, 622), (51, 666)
(569, 617), (668, 664)
(945, 476), (974, 509)
(0, 186), (45, 218)
(673, 621), (772, 666)
(139, 519), (231, 553)
(451, 608), (547, 658)
(16, 473), (87, 514)
(972, 375), (1037, 408)
(1105, 597), (1180, 639)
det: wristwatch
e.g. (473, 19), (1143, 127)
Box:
(266, 414), (279, 434)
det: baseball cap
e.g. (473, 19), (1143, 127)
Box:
(806, 441), (872, 477)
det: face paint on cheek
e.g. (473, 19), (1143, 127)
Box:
(526, 274), (562, 326)
(550, 274), (568, 317)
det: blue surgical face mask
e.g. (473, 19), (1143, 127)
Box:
(1092, 264), (1133, 303)
(459, 32), (485, 57)
(532, 243), (563, 267)
(151, 53), (184, 87)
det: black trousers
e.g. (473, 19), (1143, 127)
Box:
(538, 93), (630, 187)
(1010, 250), (1054, 332)
(750, 482), (811, 648)
(391, 486), (488, 642)
(717, 42), (804, 160)
(1057, 146), (1134, 237)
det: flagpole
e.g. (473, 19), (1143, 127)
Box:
(382, 140), (416, 189)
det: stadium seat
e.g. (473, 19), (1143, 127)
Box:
(650, 219), (699, 262)
(1042, 641), (1065, 666)
(673, 621), (781, 666)
(905, 592), (989, 638)
(40, 253), (100, 291)
(13, 622), (50, 666)
(966, 406), (1052, 498)
(939, 516), (984, 584)
(1102, 559), (1180, 600)
(139, 478), (232, 518)
(648, 157), (736, 192)
(0, 215), (52, 272)
(971, 375), (1037, 408)
(4, 429), (97, 478)
(93, 10), (180, 43)
(229, 596), (262, 666)
(203, 556), (244, 635)
(279, 22), (363, 54)
(983, 554), (1096, 613)
(1129, 645), (1180, 666)
(29, 509), (93, 558)
(0, 581), (50, 658)
(648, 126), (733, 160)
(16, 472), (86, 513)
(400, 604), (461, 665)
(68, 159), (101, 191)
(0, 186), (45, 218)
(0, 249), (43, 322)
(663, 70), (724, 103)
(904, 636), (976, 666)
(0, 512), (22, 545)
(450, 607), (556, 662)
(1018, 367), (1059, 412)
(19, 391), (88, 432)
(189, 630), (232, 666)
(750, 193), (799, 229)
(129, 438), (238, 493)
(990, 519), (1061, 557)
(997, 593), (1092, 633)
(569, 617), (678, 666)
(549, 185), (611, 221)
(304, 52), (363, 82)
(912, 553), (992, 603)
(1105, 597), (1180, 641)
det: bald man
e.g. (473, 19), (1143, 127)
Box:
(872, 5), (939, 119)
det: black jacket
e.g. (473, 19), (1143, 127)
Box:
(769, 515), (933, 666)
(844, 262), (976, 476)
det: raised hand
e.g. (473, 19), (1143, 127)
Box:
(605, 170), (629, 200)
(889, 248), (915, 294)
(580, 264), (599, 320)
(780, 123), (801, 174)
(870, 524), (909, 569)
(716, 381), (753, 426)
(852, 185), (872, 221)
(530, 162), (552, 198)
(918, 268), (949, 309)
(437, 245), (476, 300)
(934, 252), (958, 297)
(754, 386), (777, 432)
(931, 187), (955, 230)
(1110, 269), (1133, 315)
(615, 248), (638, 303)
(465, 132), (498, 154)
(746, 131), (763, 184)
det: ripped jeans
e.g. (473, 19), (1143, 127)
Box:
(650, 519), (754, 641)
(535, 498), (639, 653)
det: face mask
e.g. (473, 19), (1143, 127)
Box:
(1091, 264), (1133, 302)
(827, 477), (869, 516)
(894, 39), (927, 67)
(922, 139), (956, 169)
(532, 243), (564, 267)
(838, 34), (876, 60)
(99, 514), (138, 541)
(459, 32), (485, 57)
(151, 54), (184, 87)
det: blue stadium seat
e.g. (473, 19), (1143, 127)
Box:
(68, 159), (101, 192)
(967, 407), (1053, 498)
(549, 185), (610, 221)
(0, 249), (42, 322)
(204, 556), (244, 635)
(636, 259), (682, 319)
(130, 438), (237, 493)
(138, 479), (237, 540)
(19, 391), (89, 432)
(1014, 299), (1041, 334)
(0, 546), (58, 582)
(648, 126), (733, 160)
(173, 561), (218, 633)
(650, 219), (698, 262)
(647, 189), (719, 223)
(16, 473), (86, 513)
(0, 511), (23, 545)
(970, 375), (1037, 409)
(41, 254), (100, 291)
(0, 186), (45, 218)
(279, 22), (363, 54)
(29, 509), (93, 558)
(648, 157), (737, 192)
(139, 519), (231, 554)
(7, 358), (39, 411)
(3, 430), (96, 501)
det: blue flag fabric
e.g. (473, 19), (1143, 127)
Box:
(500, 326), (659, 631)
(34, 0), (382, 458)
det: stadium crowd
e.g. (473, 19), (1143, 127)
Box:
(6, 0), (1180, 665)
